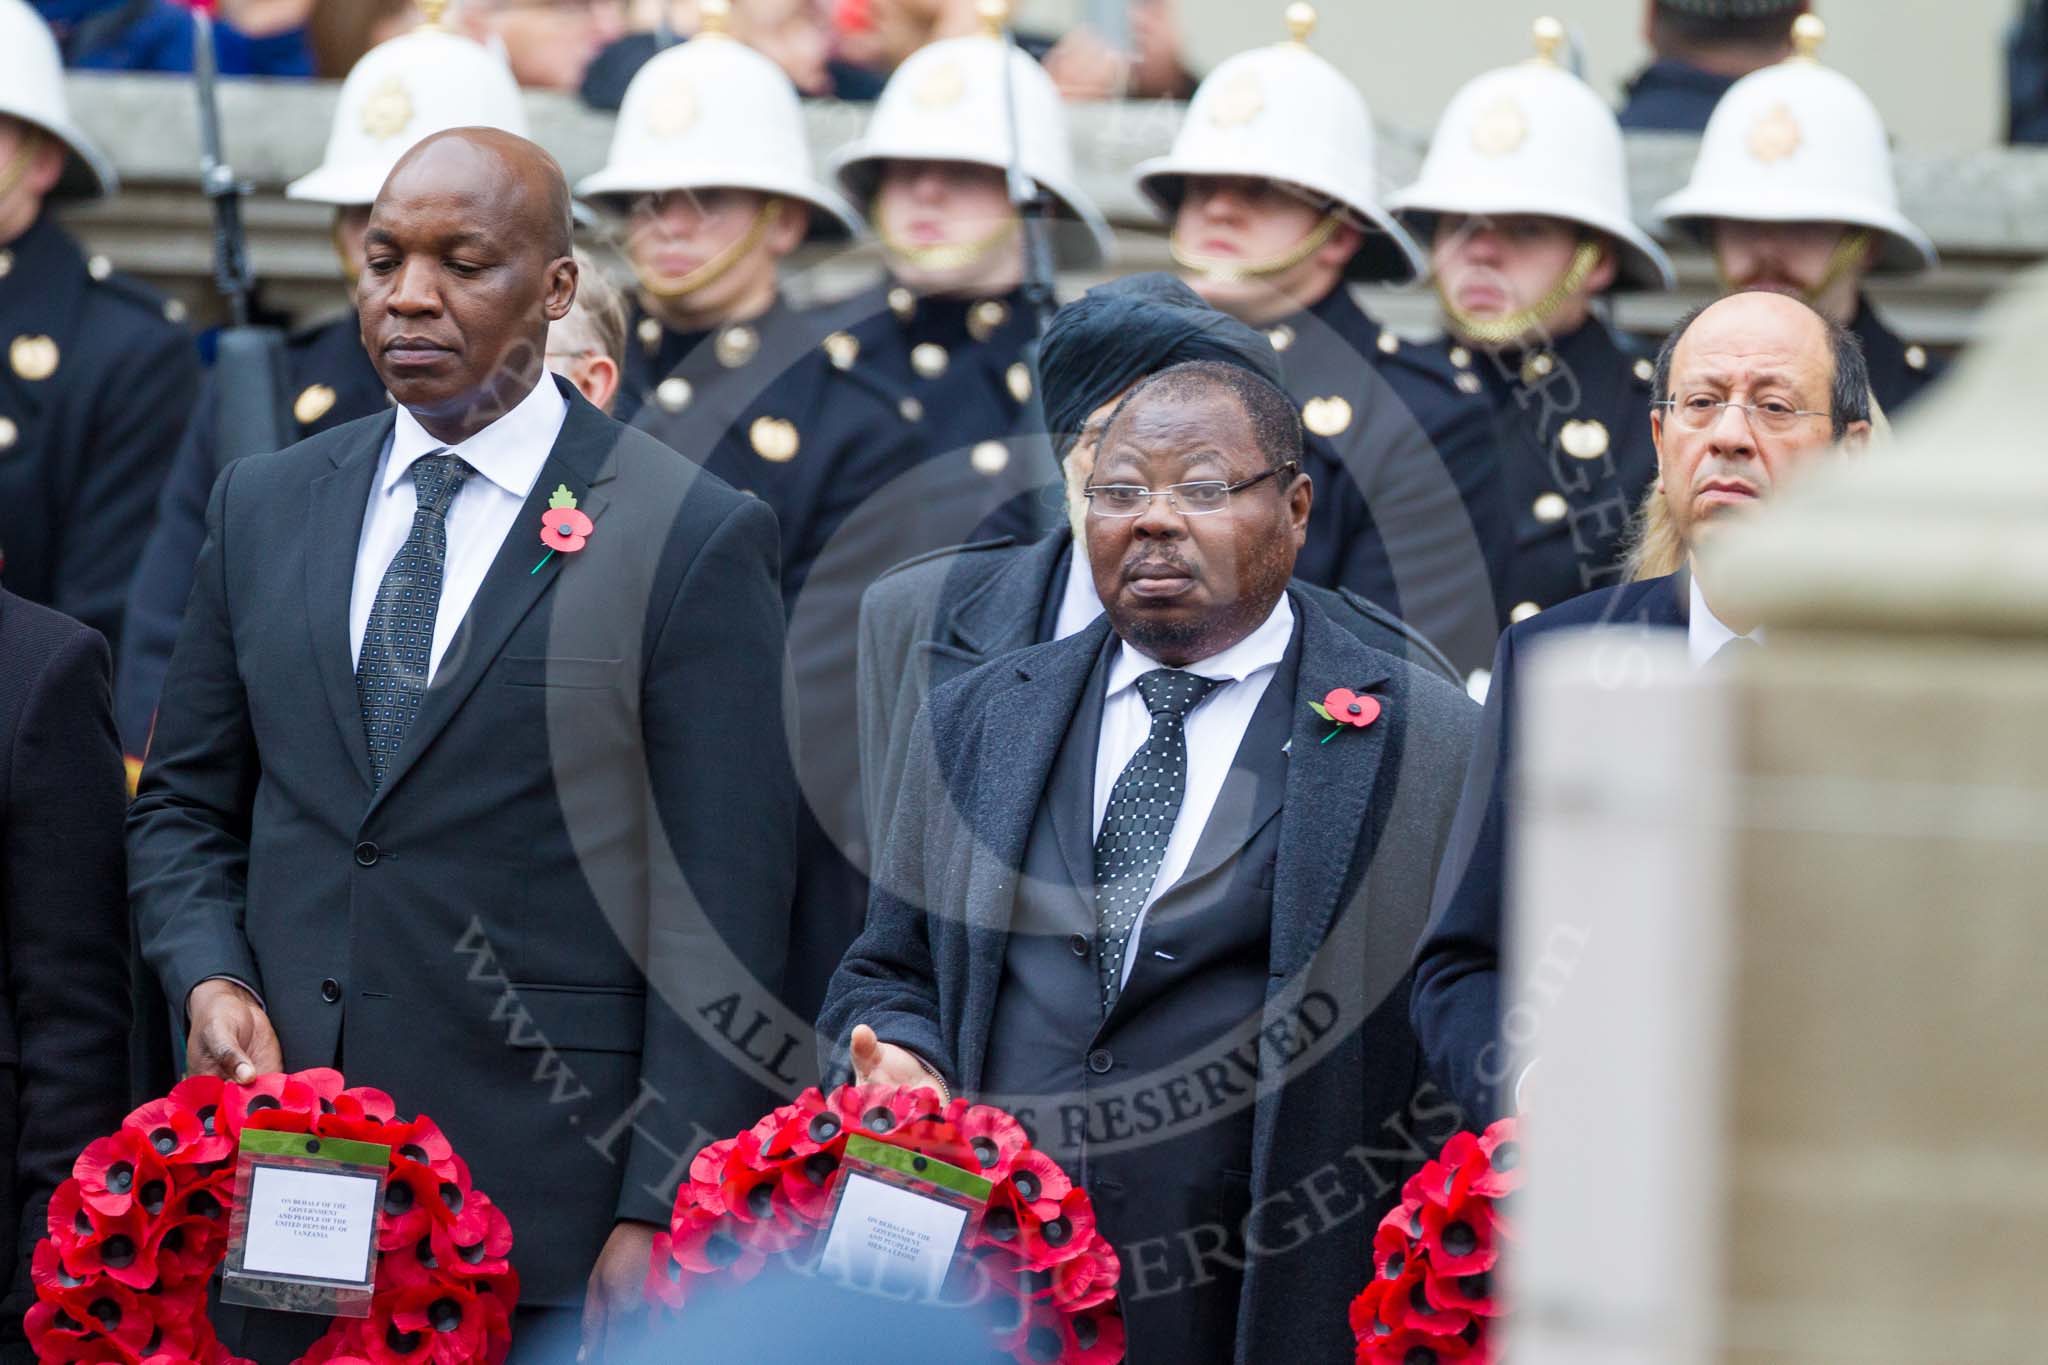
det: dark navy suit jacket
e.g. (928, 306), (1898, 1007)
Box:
(1412, 572), (1688, 1122)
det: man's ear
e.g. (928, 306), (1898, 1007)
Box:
(543, 256), (578, 324)
(768, 199), (809, 258)
(1287, 467), (1313, 540)
(1838, 419), (1873, 453)
(1317, 220), (1363, 274)
(1650, 407), (1668, 494)
(25, 136), (64, 200)
(1586, 241), (1619, 295)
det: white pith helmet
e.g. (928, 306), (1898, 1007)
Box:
(1389, 16), (1675, 292)
(286, 2), (528, 208)
(829, 4), (1112, 267)
(1651, 15), (1935, 275)
(576, 7), (860, 240)
(0, 0), (117, 198)
(1133, 2), (1424, 284)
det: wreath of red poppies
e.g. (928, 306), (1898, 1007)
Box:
(642, 1083), (1124, 1364)
(1349, 1118), (1521, 1364)
(25, 1069), (517, 1365)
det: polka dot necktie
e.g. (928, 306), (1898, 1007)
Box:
(356, 451), (471, 791)
(1092, 668), (1221, 1014)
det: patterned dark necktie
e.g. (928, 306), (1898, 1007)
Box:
(356, 451), (470, 790)
(1092, 668), (1221, 1013)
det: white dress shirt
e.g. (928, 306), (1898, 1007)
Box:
(349, 377), (568, 682)
(1091, 594), (1295, 984)
(1687, 572), (1764, 667)
(1052, 539), (1106, 641)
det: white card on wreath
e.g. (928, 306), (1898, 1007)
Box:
(239, 1163), (382, 1285)
(816, 1170), (971, 1300)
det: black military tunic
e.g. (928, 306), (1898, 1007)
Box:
(0, 212), (198, 657)
(1849, 295), (1944, 416)
(117, 312), (384, 756)
(1617, 59), (1738, 133)
(821, 280), (1061, 552)
(1428, 319), (1659, 625)
(618, 295), (926, 604)
(1263, 284), (1508, 676)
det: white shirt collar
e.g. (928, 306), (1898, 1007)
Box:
(385, 374), (568, 499)
(1107, 591), (1296, 697)
(1688, 570), (1763, 666)
(1052, 538), (1106, 641)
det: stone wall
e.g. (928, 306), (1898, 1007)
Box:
(51, 74), (2048, 350)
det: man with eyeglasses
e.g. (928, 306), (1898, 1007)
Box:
(821, 358), (1481, 1364)
(854, 273), (1460, 875)
(1133, 5), (1506, 679)
(1413, 289), (1872, 1126)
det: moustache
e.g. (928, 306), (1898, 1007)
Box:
(1122, 551), (1199, 582)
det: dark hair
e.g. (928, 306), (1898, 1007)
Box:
(1102, 359), (1304, 474)
(1650, 2), (1803, 52)
(1649, 293), (1870, 438)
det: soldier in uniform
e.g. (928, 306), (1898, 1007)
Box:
(1389, 18), (1677, 628)
(1618, 0), (1808, 134)
(116, 6), (530, 762)
(824, 0), (1114, 548)
(1134, 3), (1505, 677)
(582, 2), (919, 606)
(0, 0), (198, 661)
(580, 7), (926, 1024)
(1653, 15), (1945, 414)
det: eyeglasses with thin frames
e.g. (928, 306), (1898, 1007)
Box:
(1653, 396), (1830, 434)
(1084, 462), (1299, 518)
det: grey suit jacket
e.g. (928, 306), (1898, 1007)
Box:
(820, 589), (1480, 1363)
(855, 528), (1461, 852)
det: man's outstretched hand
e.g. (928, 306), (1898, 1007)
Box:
(186, 978), (282, 1084)
(849, 1023), (938, 1089)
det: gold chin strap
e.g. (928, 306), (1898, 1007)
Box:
(1170, 210), (1343, 283)
(634, 197), (785, 299)
(1439, 238), (1604, 349)
(1715, 227), (1874, 311)
(878, 212), (1021, 275)
(0, 128), (47, 212)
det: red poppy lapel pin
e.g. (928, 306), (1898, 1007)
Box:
(1309, 686), (1382, 744)
(531, 484), (593, 574)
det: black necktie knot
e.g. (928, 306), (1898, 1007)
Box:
(1134, 668), (1219, 722)
(409, 452), (472, 519)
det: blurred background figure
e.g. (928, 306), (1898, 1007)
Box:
(1391, 18), (1676, 629)
(2005, 0), (2048, 140)
(826, 3), (1108, 532)
(0, 585), (133, 1365)
(0, 0), (197, 661)
(545, 249), (628, 413)
(1136, 2), (1504, 677)
(116, 3), (529, 767)
(1040, 0), (1194, 100)
(456, 0), (628, 90)
(306, 0), (419, 76)
(1618, 0), (1808, 132)
(1653, 16), (1945, 414)
(31, 0), (317, 74)
(577, 9), (920, 1025)
(583, 0), (887, 107)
